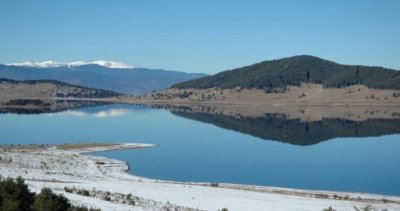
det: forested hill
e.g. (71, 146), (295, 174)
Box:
(0, 78), (121, 98)
(172, 55), (400, 90)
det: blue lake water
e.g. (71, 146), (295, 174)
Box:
(1, 103), (400, 196)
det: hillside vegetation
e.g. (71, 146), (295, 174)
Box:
(0, 78), (121, 98)
(0, 177), (99, 211)
(172, 55), (400, 90)
(129, 83), (400, 107)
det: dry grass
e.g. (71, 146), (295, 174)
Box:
(124, 83), (400, 107)
(0, 82), (66, 102)
(116, 83), (400, 121)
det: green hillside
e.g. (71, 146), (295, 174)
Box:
(172, 55), (400, 90)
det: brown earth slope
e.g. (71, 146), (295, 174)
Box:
(123, 83), (400, 107)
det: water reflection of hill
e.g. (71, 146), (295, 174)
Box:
(2, 101), (400, 145)
(0, 100), (110, 114)
(157, 105), (400, 145)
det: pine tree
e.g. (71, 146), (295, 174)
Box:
(0, 177), (34, 211)
(33, 188), (71, 211)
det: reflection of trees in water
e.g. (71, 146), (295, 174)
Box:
(3, 102), (399, 145)
(0, 100), (110, 114)
(170, 109), (400, 146)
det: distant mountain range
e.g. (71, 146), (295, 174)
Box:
(0, 61), (206, 94)
(6, 60), (134, 69)
(172, 55), (400, 90)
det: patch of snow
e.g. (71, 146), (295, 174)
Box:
(7, 60), (64, 68)
(6, 60), (135, 69)
(1, 145), (399, 211)
(67, 61), (88, 66)
(91, 60), (133, 69)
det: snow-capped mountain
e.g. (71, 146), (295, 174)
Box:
(7, 60), (134, 69)
(0, 61), (206, 94)
(90, 60), (133, 69)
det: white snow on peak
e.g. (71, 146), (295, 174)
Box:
(91, 60), (133, 69)
(67, 61), (88, 66)
(36, 60), (61, 68)
(6, 60), (134, 69)
(7, 60), (64, 68)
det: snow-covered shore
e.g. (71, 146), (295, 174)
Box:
(1, 144), (399, 211)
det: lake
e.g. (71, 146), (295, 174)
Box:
(1, 103), (400, 196)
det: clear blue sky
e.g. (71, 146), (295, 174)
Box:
(0, 0), (399, 73)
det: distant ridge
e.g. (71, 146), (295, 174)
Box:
(0, 63), (207, 94)
(0, 78), (121, 98)
(6, 60), (134, 69)
(172, 55), (400, 90)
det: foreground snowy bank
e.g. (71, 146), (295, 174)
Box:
(0, 144), (399, 211)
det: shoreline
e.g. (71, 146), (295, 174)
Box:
(1, 143), (400, 210)
(84, 145), (400, 203)
(118, 84), (400, 108)
(3, 97), (400, 123)
(2, 83), (400, 112)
